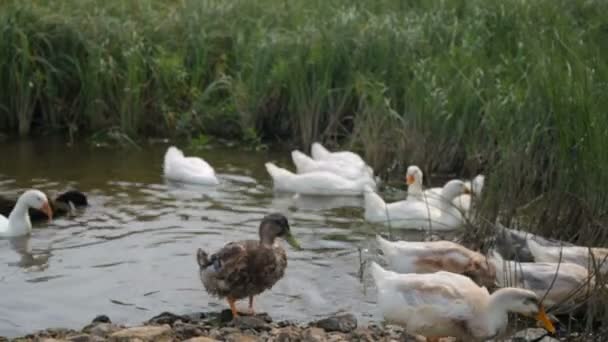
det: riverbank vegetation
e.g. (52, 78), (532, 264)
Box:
(1, 0), (607, 239)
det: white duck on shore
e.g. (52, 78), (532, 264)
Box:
(370, 261), (555, 341)
(376, 235), (495, 287)
(0, 190), (53, 237)
(491, 251), (594, 314)
(265, 162), (375, 196)
(163, 146), (219, 185)
(364, 180), (469, 230)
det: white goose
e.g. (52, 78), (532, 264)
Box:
(265, 162), (375, 196)
(376, 235), (495, 287)
(454, 174), (485, 213)
(0, 190), (52, 237)
(291, 150), (373, 181)
(370, 262), (555, 341)
(491, 251), (593, 313)
(310, 142), (371, 173)
(527, 238), (608, 274)
(163, 146), (219, 185)
(364, 180), (469, 230)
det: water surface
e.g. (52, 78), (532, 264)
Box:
(0, 139), (427, 337)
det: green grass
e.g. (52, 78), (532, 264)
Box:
(1, 0), (608, 239)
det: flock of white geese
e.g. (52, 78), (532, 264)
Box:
(2, 143), (606, 341)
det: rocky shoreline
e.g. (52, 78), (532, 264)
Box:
(2, 311), (582, 342)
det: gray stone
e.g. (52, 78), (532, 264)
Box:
(109, 325), (172, 342)
(302, 327), (327, 342)
(232, 316), (271, 331)
(313, 314), (357, 333)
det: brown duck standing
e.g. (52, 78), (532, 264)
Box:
(196, 213), (300, 318)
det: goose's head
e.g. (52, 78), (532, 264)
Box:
(405, 165), (423, 186)
(492, 288), (556, 334)
(440, 180), (470, 201)
(21, 190), (53, 220)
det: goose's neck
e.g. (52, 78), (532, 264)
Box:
(8, 198), (32, 234)
(475, 289), (514, 337)
(407, 182), (423, 197)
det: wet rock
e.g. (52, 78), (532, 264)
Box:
(66, 334), (100, 342)
(173, 321), (205, 340)
(509, 328), (559, 341)
(274, 326), (302, 342)
(351, 327), (376, 342)
(147, 311), (190, 325)
(326, 332), (349, 342)
(91, 315), (111, 324)
(109, 324), (172, 342)
(39, 339), (68, 342)
(83, 323), (120, 337)
(313, 314), (357, 333)
(232, 315), (271, 331)
(302, 327), (327, 342)
(225, 333), (262, 342)
(182, 338), (220, 342)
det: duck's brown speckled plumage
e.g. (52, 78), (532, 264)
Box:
(198, 239), (287, 299)
(196, 213), (299, 317)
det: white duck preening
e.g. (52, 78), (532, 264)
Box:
(527, 239), (608, 274)
(291, 150), (373, 181)
(376, 235), (496, 287)
(163, 146), (219, 185)
(364, 180), (469, 230)
(310, 142), (373, 174)
(491, 251), (594, 314)
(265, 162), (376, 196)
(0, 190), (52, 237)
(453, 174), (485, 213)
(370, 262), (556, 341)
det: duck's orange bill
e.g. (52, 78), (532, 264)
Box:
(536, 305), (556, 334)
(406, 175), (415, 185)
(41, 201), (53, 222)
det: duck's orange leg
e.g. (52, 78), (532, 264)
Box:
(227, 297), (238, 318)
(248, 295), (255, 315)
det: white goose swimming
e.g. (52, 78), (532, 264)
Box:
(364, 180), (469, 230)
(265, 162), (375, 196)
(0, 190), (52, 237)
(310, 142), (371, 172)
(370, 262), (555, 341)
(163, 146), (219, 185)
(376, 235), (495, 287)
(291, 150), (373, 181)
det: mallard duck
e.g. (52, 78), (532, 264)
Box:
(527, 238), (608, 274)
(266, 162), (376, 196)
(376, 235), (495, 288)
(163, 146), (219, 185)
(491, 251), (593, 314)
(370, 262), (555, 341)
(196, 213), (300, 317)
(0, 190), (53, 237)
(291, 150), (373, 181)
(364, 180), (469, 230)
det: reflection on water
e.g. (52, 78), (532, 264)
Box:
(0, 139), (430, 337)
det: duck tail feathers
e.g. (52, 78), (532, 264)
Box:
(164, 146), (184, 174)
(369, 261), (390, 285)
(196, 248), (210, 269)
(291, 150), (314, 173)
(311, 142), (330, 160)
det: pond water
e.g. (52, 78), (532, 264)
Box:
(0, 139), (428, 337)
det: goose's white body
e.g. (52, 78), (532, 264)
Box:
(376, 235), (495, 287)
(163, 146), (219, 185)
(364, 180), (468, 230)
(369, 262), (552, 341)
(310, 142), (369, 171)
(266, 162), (375, 196)
(491, 251), (593, 313)
(527, 239), (608, 274)
(291, 150), (373, 181)
(453, 175), (485, 213)
(0, 190), (51, 237)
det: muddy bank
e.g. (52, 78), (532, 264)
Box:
(4, 310), (576, 342)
